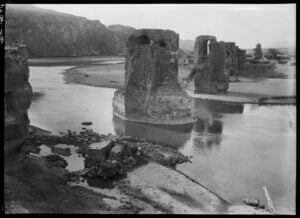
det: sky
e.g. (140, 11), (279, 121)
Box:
(34, 4), (296, 49)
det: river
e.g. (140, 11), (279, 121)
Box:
(28, 62), (296, 214)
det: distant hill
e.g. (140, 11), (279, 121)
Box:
(179, 39), (195, 51)
(107, 25), (137, 54)
(5, 4), (118, 57)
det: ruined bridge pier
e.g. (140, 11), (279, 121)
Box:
(113, 29), (194, 125)
(189, 36), (246, 94)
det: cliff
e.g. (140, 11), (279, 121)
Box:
(5, 4), (118, 57)
(107, 24), (137, 54)
(5, 44), (32, 155)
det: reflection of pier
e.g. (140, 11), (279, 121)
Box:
(193, 99), (244, 119)
(113, 115), (193, 149)
(184, 99), (244, 154)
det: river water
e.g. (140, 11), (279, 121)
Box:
(28, 63), (296, 214)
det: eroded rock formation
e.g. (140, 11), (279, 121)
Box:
(189, 35), (228, 94)
(5, 44), (32, 155)
(113, 29), (194, 125)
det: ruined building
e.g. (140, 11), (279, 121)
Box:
(112, 29), (194, 125)
(254, 43), (263, 59)
(189, 35), (228, 94)
(237, 49), (246, 70)
(224, 42), (239, 80)
(5, 44), (32, 155)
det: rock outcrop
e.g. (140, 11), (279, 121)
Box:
(107, 25), (137, 54)
(5, 44), (32, 155)
(5, 4), (117, 57)
(189, 35), (228, 94)
(113, 29), (194, 125)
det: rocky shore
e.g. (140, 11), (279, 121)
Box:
(5, 125), (270, 214)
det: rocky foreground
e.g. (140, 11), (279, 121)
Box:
(4, 125), (271, 214)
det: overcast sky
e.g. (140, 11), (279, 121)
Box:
(34, 4), (296, 49)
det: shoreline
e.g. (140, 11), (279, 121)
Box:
(54, 59), (296, 105)
(5, 125), (270, 214)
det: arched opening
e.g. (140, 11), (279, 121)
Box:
(159, 40), (166, 47)
(134, 34), (151, 45)
(207, 39), (211, 55)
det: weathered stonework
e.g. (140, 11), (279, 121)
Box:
(254, 43), (263, 59)
(224, 42), (239, 79)
(5, 44), (32, 155)
(190, 35), (228, 94)
(238, 49), (246, 70)
(113, 29), (194, 125)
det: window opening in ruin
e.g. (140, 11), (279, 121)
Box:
(207, 40), (211, 55)
(135, 34), (151, 45)
(159, 40), (166, 47)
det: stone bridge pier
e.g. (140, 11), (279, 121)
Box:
(113, 29), (194, 125)
(189, 35), (228, 94)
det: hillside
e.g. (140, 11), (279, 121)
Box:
(5, 4), (118, 57)
(107, 24), (137, 54)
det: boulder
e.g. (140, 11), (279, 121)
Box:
(82, 160), (125, 180)
(51, 146), (71, 157)
(242, 198), (260, 207)
(85, 140), (115, 167)
(109, 143), (126, 161)
(44, 154), (68, 168)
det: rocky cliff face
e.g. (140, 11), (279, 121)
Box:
(5, 44), (32, 155)
(5, 4), (118, 57)
(107, 25), (137, 54)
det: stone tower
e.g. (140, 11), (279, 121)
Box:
(254, 43), (263, 59)
(113, 29), (194, 125)
(190, 35), (228, 94)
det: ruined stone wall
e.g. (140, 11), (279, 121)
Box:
(5, 44), (32, 155)
(224, 42), (239, 78)
(113, 29), (193, 124)
(238, 49), (246, 70)
(254, 43), (263, 59)
(191, 35), (228, 94)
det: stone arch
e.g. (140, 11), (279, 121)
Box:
(158, 39), (166, 48)
(207, 39), (211, 55)
(134, 34), (151, 45)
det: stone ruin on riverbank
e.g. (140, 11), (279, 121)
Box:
(4, 44), (33, 155)
(113, 29), (194, 125)
(254, 43), (263, 59)
(188, 35), (246, 94)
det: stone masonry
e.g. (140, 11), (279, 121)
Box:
(5, 44), (32, 155)
(254, 43), (263, 59)
(189, 35), (228, 94)
(112, 29), (194, 125)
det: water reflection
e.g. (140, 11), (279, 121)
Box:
(193, 99), (244, 119)
(189, 99), (243, 154)
(113, 115), (193, 149)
